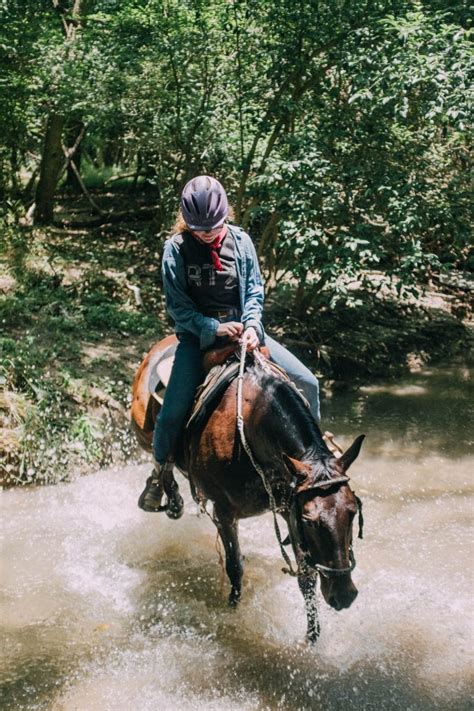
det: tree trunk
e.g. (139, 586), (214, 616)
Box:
(34, 113), (65, 224)
(102, 139), (115, 168)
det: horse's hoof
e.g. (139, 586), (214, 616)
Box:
(166, 494), (184, 519)
(228, 590), (241, 608)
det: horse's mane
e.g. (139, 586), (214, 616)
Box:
(251, 364), (338, 482)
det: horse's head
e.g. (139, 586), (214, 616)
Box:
(284, 435), (365, 611)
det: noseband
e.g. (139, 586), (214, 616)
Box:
(289, 478), (364, 578)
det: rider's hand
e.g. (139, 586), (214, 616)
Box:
(242, 326), (259, 351)
(216, 321), (244, 341)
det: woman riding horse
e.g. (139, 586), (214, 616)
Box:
(138, 175), (320, 512)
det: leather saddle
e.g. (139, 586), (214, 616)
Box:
(148, 339), (342, 456)
(149, 341), (273, 431)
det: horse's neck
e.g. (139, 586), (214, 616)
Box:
(246, 369), (329, 466)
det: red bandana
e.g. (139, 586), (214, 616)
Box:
(194, 225), (228, 271)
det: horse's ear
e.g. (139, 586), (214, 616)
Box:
(282, 454), (311, 483)
(339, 435), (365, 473)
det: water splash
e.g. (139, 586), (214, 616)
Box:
(1, 366), (473, 710)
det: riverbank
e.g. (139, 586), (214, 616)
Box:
(1, 194), (472, 486)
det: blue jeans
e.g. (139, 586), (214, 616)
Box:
(152, 333), (320, 464)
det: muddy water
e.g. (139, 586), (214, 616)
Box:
(1, 365), (473, 710)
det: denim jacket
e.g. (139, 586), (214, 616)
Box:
(162, 224), (265, 350)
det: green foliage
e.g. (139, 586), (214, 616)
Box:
(0, 221), (159, 484)
(1, 331), (139, 484)
(1, 1), (471, 486)
(0, 0), (472, 299)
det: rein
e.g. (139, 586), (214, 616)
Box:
(236, 343), (299, 576)
(236, 342), (363, 579)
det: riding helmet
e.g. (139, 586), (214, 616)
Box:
(181, 175), (228, 231)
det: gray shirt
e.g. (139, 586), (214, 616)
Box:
(177, 230), (241, 312)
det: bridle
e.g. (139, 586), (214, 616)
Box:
(236, 343), (364, 579)
(288, 477), (364, 578)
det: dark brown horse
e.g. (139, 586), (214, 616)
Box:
(131, 336), (364, 642)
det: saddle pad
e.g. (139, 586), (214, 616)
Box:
(149, 343), (177, 396)
(156, 354), (174, 387)
(186, 359), (240, 431)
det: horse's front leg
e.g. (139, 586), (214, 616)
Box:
(161, 460), (184, 519)
(281, 512), (320, 643)
(213, 503), (244, 607)
(298, 572), (320, 644)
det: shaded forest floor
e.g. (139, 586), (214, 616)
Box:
(1, 190), (472, 486)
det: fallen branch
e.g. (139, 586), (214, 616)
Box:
(62, 124), (86, 163)
(55, 203), (159, 228)
(126, 283), (143, 306)
(104, 172), (142, 185)
(66, 157), (104, 215)
(23, 167), (40, 200)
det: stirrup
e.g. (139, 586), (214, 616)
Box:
(138, 475), (167, 512)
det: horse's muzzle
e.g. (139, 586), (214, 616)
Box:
(324, 580), (358, 611)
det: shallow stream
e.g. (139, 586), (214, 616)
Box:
(1, 365), (473, 710)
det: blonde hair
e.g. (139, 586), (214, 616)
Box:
(171, 206), (235, 235)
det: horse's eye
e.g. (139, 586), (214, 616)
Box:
(302, 518), (319, 528)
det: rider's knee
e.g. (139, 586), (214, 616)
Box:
(299, 371), (319, 395)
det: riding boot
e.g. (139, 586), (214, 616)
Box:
(137, 469), (166, 512)
(137, 461), (184, 519)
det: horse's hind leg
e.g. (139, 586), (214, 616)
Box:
(213, 503), (243, 607)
